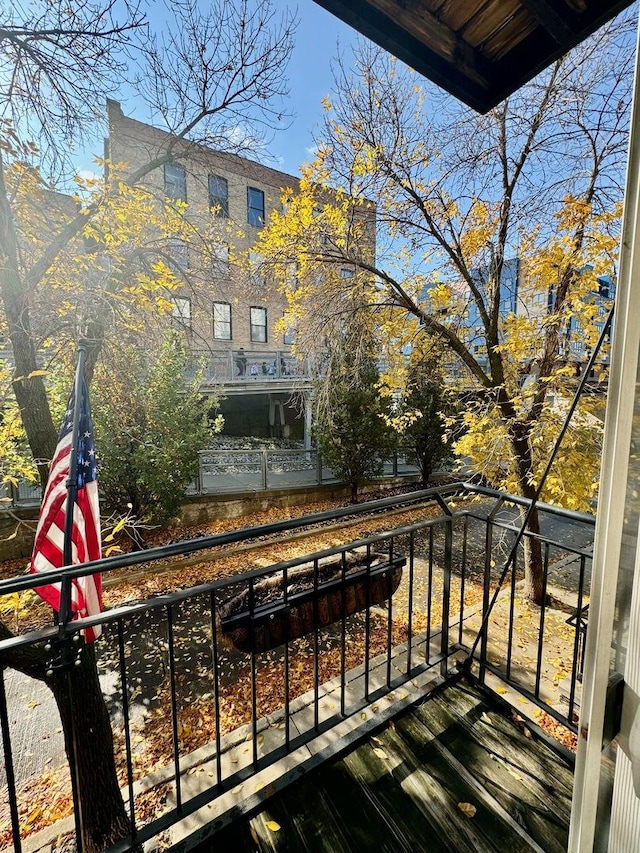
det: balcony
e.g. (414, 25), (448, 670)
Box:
(184, 349), (310, 392)
(0, 484), (595, 851)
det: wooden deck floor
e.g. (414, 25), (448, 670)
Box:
(202, 679), (574, 852)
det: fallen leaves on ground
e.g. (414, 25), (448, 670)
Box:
(536, 711), (578, 752)
(0, 767), (73, 848)
(0, 486), (586, 844)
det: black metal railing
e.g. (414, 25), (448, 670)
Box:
(0, 483), (594, 852)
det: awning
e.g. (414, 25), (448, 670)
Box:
(313, 0), (635, 112)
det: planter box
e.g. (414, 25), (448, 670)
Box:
(218, 550), (405, 653)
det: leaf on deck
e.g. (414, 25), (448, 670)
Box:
(458, 802), (477, 818)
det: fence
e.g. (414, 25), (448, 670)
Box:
(185, 349), (307, 385)
(0, 483), (594, 852)
(2, 451), (422, 509)
(188, 449), (421, 495)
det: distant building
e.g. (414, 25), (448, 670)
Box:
(464, 257), (522, 370)
(431, 257), (613, 382)
(105, 100), (312, 441)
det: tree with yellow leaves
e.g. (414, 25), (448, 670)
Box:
(256, 18), (632, 604)
(0, 2), (296, 849)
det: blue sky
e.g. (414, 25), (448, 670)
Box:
(77, 0), (360, 181)
(272, 0), (358, 175)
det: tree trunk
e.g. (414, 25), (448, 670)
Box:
(0, 150), (58, 489)
(520, 503), (544, 604)
(0, 623), (132, 851)
(49, 645), (132, 852)
(510, 426), (545, 605)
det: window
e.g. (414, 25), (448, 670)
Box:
(169, 239), (189, 270)
(250, 306), (267, 342)
(213, 302), (232, 340)
(283, 311), (296, 345)
(249, 251), (266, 288)
(210, 243), (229, 278)
(172, 296), (191, 329)
(209, 174), (229, 217)
(284, 261), (298, 291)
(164, 164), (187, 202)
(247, 187), (265, 227)
(313, 207), (329, 247)
(340, 267), (355, 279)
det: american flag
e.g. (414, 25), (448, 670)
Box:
(30, 376), (102, 642)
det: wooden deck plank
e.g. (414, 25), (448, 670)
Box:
(417, 683), (574, 807)
(410, 683), (573, 852)
(318, 760), (428, 852)
(195, 680), (573, 853)
(251, 787), (353, 852)
(400, 711), (566, 852)
(340, 740), (461, 852)
(376, 721), (538, 852)
(420, 680), (574, 783)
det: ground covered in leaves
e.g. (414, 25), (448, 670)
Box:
(0, 483), (584, 848)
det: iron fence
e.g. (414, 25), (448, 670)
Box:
(3, 451), (422, 508)
(0, 484), (594, 852)
(188, 448), (422, 495)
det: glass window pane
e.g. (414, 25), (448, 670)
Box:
(209, 174), (229, 217)
(164, 164), (187, 202)
(172, 296), (191, 328)
(169, 240), (188, 270)
(213, 302), (231, 340)
(283, 311), (296, 344)
(211, 243), (229, 277)
(250, 306), (267, 342)
(247, 187), (265, 227)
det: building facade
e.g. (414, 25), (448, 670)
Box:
(105, 100), (311, 441)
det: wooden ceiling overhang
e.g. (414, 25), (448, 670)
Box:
(313, 0), (635, 112)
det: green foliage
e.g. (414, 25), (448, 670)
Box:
(313, 323), (395, 501)
(0, 358), (73, 494)
(92, 331), (222, 525)
(399, 361), (454, 486)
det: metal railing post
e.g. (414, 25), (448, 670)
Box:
(196, 452), (204, 495)
(440, 512), (453, 677)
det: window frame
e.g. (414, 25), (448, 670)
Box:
(247, 186), (265, 227)
(208, 174), (229, 217)
(250, 305), (267, 343)
(210, 242), (229, 278)
(213, 301), (232, 341)
(283, 311), (296, 345)
(164, 163), (187, 202)
(168, 239), (189, 271)
(249, 251), (266, 288)
(172, 295), (192, 329)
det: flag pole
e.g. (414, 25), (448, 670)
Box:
(59, 338), (88, 627)
(55, 339), (90, 851)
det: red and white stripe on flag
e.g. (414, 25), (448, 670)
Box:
(30, 378), (103, 642)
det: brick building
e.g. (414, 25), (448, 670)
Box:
(105, 99), (312, 441)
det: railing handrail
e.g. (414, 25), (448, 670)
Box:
(0, 483), (468, 597)
(0, 480), (595, 600)
(0, 481), (595, 852)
